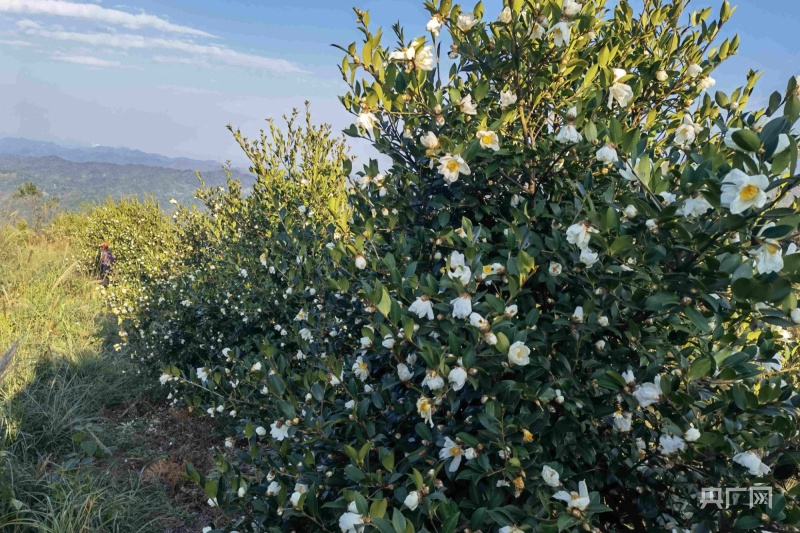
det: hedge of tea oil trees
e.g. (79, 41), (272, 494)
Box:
(193, 1), (800, 533)
(138, 107), (354, 424)
(76, 196), (181, 355)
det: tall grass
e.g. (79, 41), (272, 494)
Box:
(0, 224), (179, 532)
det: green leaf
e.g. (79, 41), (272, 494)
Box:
(345, 465), (366, 482)
(377, 287), (392, 317)
(370, 498), (388, 519)
(731, 129), (762, 152)
(687, 358), (712, 381)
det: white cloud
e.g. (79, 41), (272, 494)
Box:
(157, 84), (220, 95)
(153, 55), (213, 67)
(0, 39), (34, 47)
(0, 0), (214, 37)
(52, 54), (125, 67)
(20, 26), (306, 74)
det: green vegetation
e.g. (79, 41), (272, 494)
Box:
(0, 223), (218, 532)
(0, 155), (252, 215)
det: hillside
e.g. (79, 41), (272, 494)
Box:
(0, 138), (225, 171)
(0, 155), (253, 213)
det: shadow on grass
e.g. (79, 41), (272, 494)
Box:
(0, 315), (222, 533)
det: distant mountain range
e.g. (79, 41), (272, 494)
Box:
(0, 138), (253, 214)
(0, 138), (226, 172)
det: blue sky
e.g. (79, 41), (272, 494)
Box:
(0, 0), (798, 166)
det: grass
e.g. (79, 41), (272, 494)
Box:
(0, 223), (220, 532)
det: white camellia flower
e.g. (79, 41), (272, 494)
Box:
(499, 90), (518, 108)
(612, 412), (633, 432)
(477, 130), (500, 151)
(356, 111), (379, 132)
(579, 247), (599, 267)
(531, 17), (547, 39)
(448, 366), (468, 391)
(684, 428), (701, 442)
(507, 341), (531, 366)
(438, 154), (471, 184)
(196, 367), (209, 382)
(415, 46), (436, 71)
(697, 76), (716, 91)
(572, 306), (584, 323)
(679, 195), (713, 218)
(624, 205), (638, 218)
(266, 481), (281, 496)
(499, 527), (524, 533)
(352, 356), (369, 381)
(451, 294), (472, 319)
(659, 191), (677, 205)
(344, 400), (355, 409)
(595, 340), (606, 350)
(733, 451), (771, 476)
(505, 304), (518, 318)
(609, 68), (634, 108)
(542, 465), (560, 487)
(596, 143), (619, 163)
(566, 221), (593, 248)
(449, 251), (465, 269)
(409, 295), (434, 319)
(549, 262), (563, 276)
(597, 316), (610, 327)
(655, 69), (668, 82)
(469, 312), (489, 330)
(339, 502), (363, 533)
(674, 114), (699, 144)
(720, 169), (769, 214)
(426, 16), (442, 37)
(420, 131), (439, 150)
(459, 94), (478, 115)
(270, 420), (290, 441)
(422, 369), (445, 390)
(791, 308), (800, 324)
(255, 426), (267, 436)
(555, 389), (565, 403)
(498, 6), (512, 23)
(159, 373), (171, 385)
(355, 254), (367, 269)
(562, 0), (582, 16)
(397, 363), (413, 382)
(382, 334), (395, 349)
(553, 480), (590, 511)
(555, 123), (582, 144)
(687, 63), (703, 78)
(753, 241), (784, 274)
(633, 375), (662, 407)
(457, 11), (478, 31)
(549, 21), (572, 46)
(417, 395), (435, 427)
(621, 369), (635, 384)
(250, 362), (262, 373)
(439, 437), (464, 471)
(404, 490), (420, 510)
(389, 47), (415, 61)
(659, 434), (686, 455)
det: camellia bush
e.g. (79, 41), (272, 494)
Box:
(131, 106), (353, 374)
(162, 1), (800, 532)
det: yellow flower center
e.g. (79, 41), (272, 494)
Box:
(570, 492), (581, 500)
(766, 243), (780, 255)
(739, 184), (759, 201)
(358, 363), (367, 371)
(447, 160), (460, 172)
(483, 265), (493, 274)
(450, 446), (461, 456)
(482, 134), (494, 145)
(419, 399), (431, 412)
(513, 477), (525, 489)
(522, 429), (534, 442)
